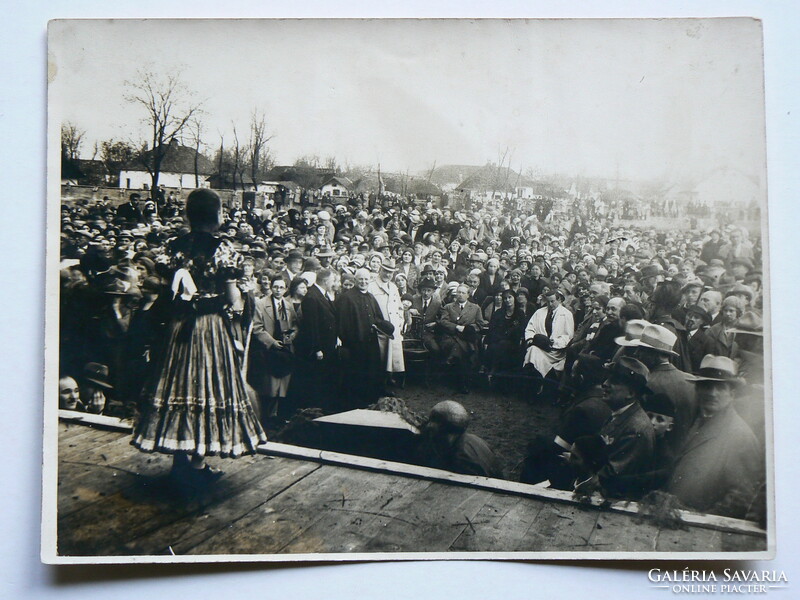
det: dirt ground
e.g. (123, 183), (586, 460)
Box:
(391, 370), (561, 479)
(269, 368), (562, 480)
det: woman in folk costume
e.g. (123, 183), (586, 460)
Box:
(522, 289), (575, 378)
(132, 189), (266, 484)
(368, 258), (406, 383)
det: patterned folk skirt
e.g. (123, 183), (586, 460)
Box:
(131, 313), (267, 457)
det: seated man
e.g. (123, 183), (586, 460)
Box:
(58, 375), (82, 411)
(611, 393), (678, 496)
(631, 323), (698, 455)
(667, 355), (762, 518)
(522, 290), (575, 393)
(409, 275), (443, 357)
(78, 362), (115, 415)
(415, 400), (505, 479)
(437, 284), (486, 394)
(574, 357), (656, 500)
(520, 355), (612, 489)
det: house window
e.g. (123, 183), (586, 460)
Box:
(126, 178), (131, 189)
(333, 189), (340, 196)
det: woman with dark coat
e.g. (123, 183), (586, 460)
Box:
(485, 289), (526, 376)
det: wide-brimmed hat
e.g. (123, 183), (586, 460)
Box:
(633, 324), (679, 356)
(687, 355), (745, 385)
(606, 356), (651, 393)
(418, 276), (437, 290)
(101, 277), (142, 298)
(685, 304), (712, 326)
(642, 392), (676, 417)
(82, 362), (113, 389)
(680, 280), (704, 294)
(140, 276), (163, 295)
(373, 318), (395, 339)
(728, 311), (764, 336)
(614, 319), (651, 347)
(286, 250), (304, 262)
(637, 264), (663, 281)
(725, 283), (755, 301)
(380, 258), (397, 273)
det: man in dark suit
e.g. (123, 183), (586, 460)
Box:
(415, 400), (505, 479)
(575, 357), (656, 499)
(437, 283), (486, 393)
(410, 276), (443, 356)
(684, 304), (712, 371)
(294, 268), (338, 411)
(336, 268), (389, 407)
(668, 356), (762, 518)
(250, 277), (300, 424)
(700, 296), (744, 359)
(632, 323), (698, 455)
(116, 192), (144, 224)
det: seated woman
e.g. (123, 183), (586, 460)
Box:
(484, 289), (526, 379)
(515, 288), (535, 323)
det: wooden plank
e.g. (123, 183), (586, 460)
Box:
(277, 472), (426, 554)
(357, 480), (495, 553)
(59, 410), (133, 431)
(58, 452), (173, 518)
(58, 428), (128, 463)
(53, 422), (768, 556)
(260, 441), (766, 537)
(57, 423), (121, 451)
(720, 530), (767, 552)
(58, 452), (273, 556)
(58, 431), (165, 516)
(124, 458), (321, 556)
(450, 493), (547, 552)
(58, 421), (104, 441)
(655, 526), (723, 552)
(585, 510), (661, 552)
(186, 465), (354, 555)
(516, 503), (601, 552)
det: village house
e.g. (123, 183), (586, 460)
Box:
(119, 141), (214, 190)
(319, 175), (353, 200)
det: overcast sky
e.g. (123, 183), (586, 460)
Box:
(49, 18), (766, 183)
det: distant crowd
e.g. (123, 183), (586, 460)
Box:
(58, 189), (766, 522)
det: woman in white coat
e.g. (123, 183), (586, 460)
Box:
(368, 258), (406, 384)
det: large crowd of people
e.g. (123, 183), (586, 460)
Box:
(58, 186), (766, 521)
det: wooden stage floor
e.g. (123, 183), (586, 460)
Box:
(53, 419), (768, 559)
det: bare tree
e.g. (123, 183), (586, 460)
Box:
(216, 134), (225, 188)
(125, 68), (201, 190)
(294, 154), (320, 169)
(231, 124), (247, 192)
(324, 156), (340, 174)
(426, 160), (437, 184)
(248, 110), (273, 186)
(186, 118), (205, 188)
(61, 122), (85, 161)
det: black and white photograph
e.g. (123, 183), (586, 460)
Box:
(44, 17), (773, 562)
